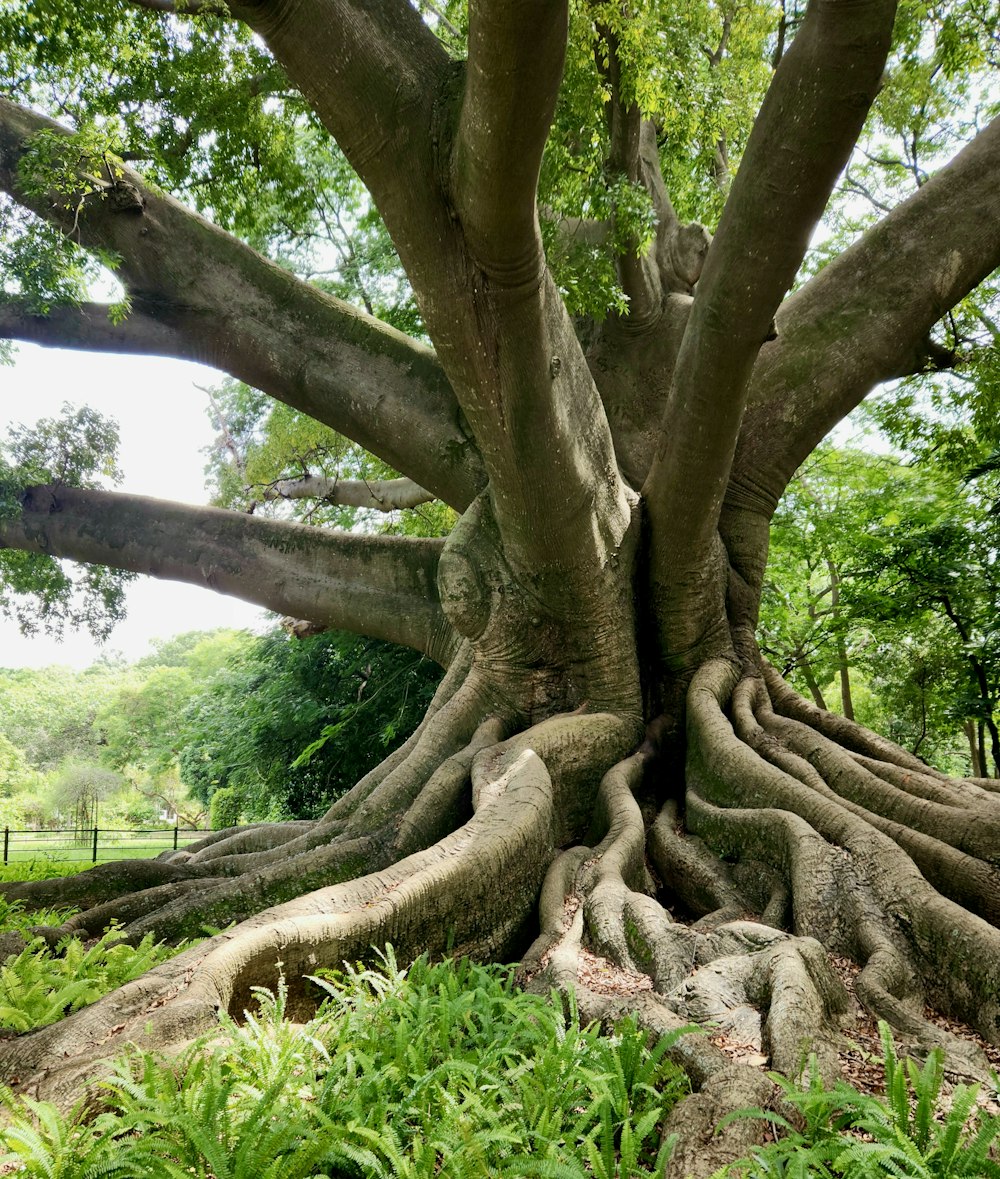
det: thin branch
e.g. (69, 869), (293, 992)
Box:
(705, 15), (732, 67)
(199, 383), (248, 486)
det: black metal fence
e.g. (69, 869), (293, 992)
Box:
(1, 826), (212, 864)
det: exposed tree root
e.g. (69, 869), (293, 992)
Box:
(518, 740), (850, 1176)
(0, 709), (636, 1112)
(686, 661), (1000, 1067)
(1, 657), (998, 1179)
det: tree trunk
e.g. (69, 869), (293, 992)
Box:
(965, 718), (984, 777)
(827, 560), (855, 722)
(797, 651), (828, 711)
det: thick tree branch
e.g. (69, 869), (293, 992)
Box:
(0, 484), (456, 664)
(0, 299), (191, 357)
(643, 0), (896, 664)
(228, 0), (454, 301)
(0, 97), (485, 511)
(732, 113), (1000, 510)
(260, 475), (435, 511)
(453, 0), (567, 283)
(229, 0), (630, 586)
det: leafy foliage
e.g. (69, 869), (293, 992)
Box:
(178, 628), (443, 821)
(0, 626), (441, 828)
(761, 444), (1000, 775)
(0, 404), (133, 640)
(718, 1023), (1000, 1178)
(0, 860), (89, 883)
(0, 660), (124, 772)
(0, 923), (191, 1033)
(0, 951), (690, 1177)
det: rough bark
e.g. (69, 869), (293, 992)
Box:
(0, 484), (456, 664)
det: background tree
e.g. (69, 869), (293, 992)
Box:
(94, 631), (243, 773)
(178, 628), (443, 822)
(46, 760), (124, 836)
(0, 2), (1000, 1169)
(761, 444), (1000, 774)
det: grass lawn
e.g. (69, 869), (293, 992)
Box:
(1, 829), (209, 869)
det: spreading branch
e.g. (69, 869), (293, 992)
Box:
(228, 0), (631, 585)
(0, 299), (191, 357)
(643, 0), (896, 662)
(0, 97), (485, 511)
(734, 112), (1000, 512)
(0, 484), (456, 664)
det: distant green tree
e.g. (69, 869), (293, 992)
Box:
(47, 759), (124, 833)
(0, 732), (33, 797)
(762, 445), (1000, 774)
(179, 629), (442, 820)
(0, 664), (120, 771)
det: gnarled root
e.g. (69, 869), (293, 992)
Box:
(511, 658), (999, 1175)
(1, 651), (998, 1179)
(684, 660), (1000, 1069)
(519, 741), (849, 1177)
(0, 709), (637, 1112)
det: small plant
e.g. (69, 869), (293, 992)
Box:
(831, 1024), (1000, 1178)
(0, 859), (90, 883)
(0, 950), (691, 1178)
(720, 1023), (1000, 1178)
(0, 920), (196, 1033)
(0, 894), (75, 934)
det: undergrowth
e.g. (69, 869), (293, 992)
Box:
(0, 895), (74, 937)
(720, 1023), (1000, 1178)
(0, 924), (193, 1034)
(1, 931), (998, 1178)
(0, 950), (690, 1178)
(0, 889), (195, 1034)
(0, 860), (90, 883)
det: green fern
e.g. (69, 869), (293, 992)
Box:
(0, 924), (196, 1033)
(830, 1027), (1000, 1178)
(720, 1024), (1000, 1179)
(1, 950), (692, 1178)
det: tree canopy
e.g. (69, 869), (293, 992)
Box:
(1, 3), (1000, 1170)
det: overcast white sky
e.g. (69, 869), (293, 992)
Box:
(0, 343), (266, 669)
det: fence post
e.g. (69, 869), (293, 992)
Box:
(92, 825), (99, 863)
(3, 827), (7, 865)
(173, 825), (179, 851)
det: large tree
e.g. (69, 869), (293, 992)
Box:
(1, 0), (1000, 1168)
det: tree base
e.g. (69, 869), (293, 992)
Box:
(1, 659), (998, 1177)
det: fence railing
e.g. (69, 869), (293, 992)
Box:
(1, 826), (212, 864)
